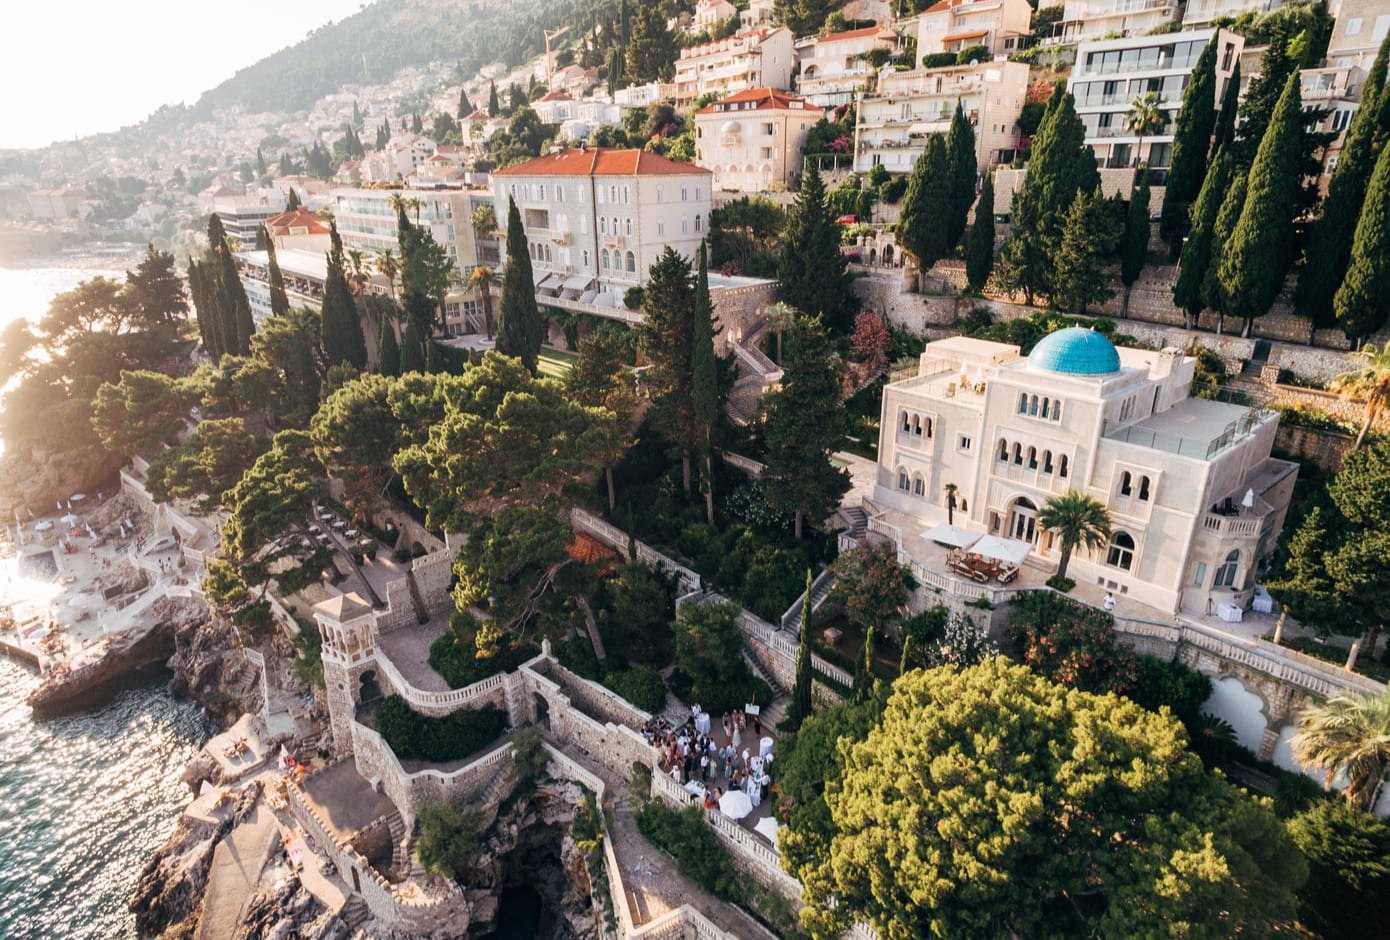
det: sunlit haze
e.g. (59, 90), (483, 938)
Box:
(0, 0), (368, 150)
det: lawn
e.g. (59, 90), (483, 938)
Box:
(537, 346), (578, 379)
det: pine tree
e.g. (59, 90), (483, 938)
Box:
(628, 3), (676, 83)
(1217, 72), (1304, 337)
(777, 164), (855, 334)
(761, 315), (851, 538)
(965, 173), (996, 291)
(1235, 32), (1296, 167)
(1296, 32), (1390, 330)
(1173, 150), (1234, 329)
(266, 236), (290, 317)
(640, 248), (697, 494)
(320, 221), (368, 369)
(1120, 168), (1151, 307)
(898, 134), (954, 290)
(1335, 140), (1390, 342)
(377, 315), (400, 377)
(1212, 62), (1241, 156)
(1202, 170), (1248, 333)
(1161, 38), (1217, 250)
(1050, 189), (1115, 314)
(789, 568), (814, 730)
(487, 81), (500, 118)
(495, 198), (541, 373)
(691, 242), (719, 525)
(945, 102), (978, 247)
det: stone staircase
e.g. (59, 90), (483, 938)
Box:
(386, 811), (410, 882)
(339, 897), (370, 931)
(841, 505), (868, 539)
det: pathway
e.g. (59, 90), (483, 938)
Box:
(196, 801), (279, 940)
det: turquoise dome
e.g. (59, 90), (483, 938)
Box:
(1027, 327), (1120, 375)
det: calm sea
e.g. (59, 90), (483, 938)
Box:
(1, 258), (213, 939)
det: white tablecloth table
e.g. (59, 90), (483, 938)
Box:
(1217, 602), (1243, 623)
(695, 713), (711, 734)
(759, 736), (774, 760)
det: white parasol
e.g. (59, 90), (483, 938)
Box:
(969, 535), (1032, 566)
(718, 790), (754, 820)
(34, 520), (53, 531)
(60, 513), (78, 527)
(754, 816), (779, 849)
(922, 524), (979, 548)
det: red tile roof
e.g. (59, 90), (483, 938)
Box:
(493, 148), (712, 177)
(265, 208), (331, 235)
(462, 109), (491, 121)
(534, 89), (574, 102)
(921, 0), (963, 12)
(696, 87), (816, 114)
(817, 26), (891, 43)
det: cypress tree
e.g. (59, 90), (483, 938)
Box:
(1050, 189), (1115, 314)
(854, 625), (876, 702)
(1212, 62), (1241, 156)
(377, 314), (400, 377)
(1173, 150), (1234, 329)
(1161, 39), (1217, 250)
(266, 236), (290, 317)
(1296, 32), (1390, 330)
(777, 164), (855, 334)
(186, 256), (221, 360)
(1120, 168), (1151, 305)
(411, 112), (423, 134)
(965, 172), (996, 291)
(399, 319), (424, 373)
(1235, 32), (1296, 167)
(285, 187), (301, 211)
(691, 242), (719, 525)
(208, 213), (254, 355)
(1334, 139), (1390, 342)
(789, 568), (814, 730)
(279, 152), (293, 176)
(255, 147), (267, 177)
(945, 102), (978, 246)
(495, 197), (541, 373)
(639, 248), (697, 494)
(898, 134), (953, 290)
(1217, 72), (1305, 337)
(487, 81), (500, 118)
(457, 88), (472, 119)
(1202, 170), (1248, 333)
(320, 221), (368, 369)
(253, 224), (269, 252)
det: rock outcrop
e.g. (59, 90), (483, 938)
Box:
(0, 440), (122, 519)
(166, 613), (261, 724)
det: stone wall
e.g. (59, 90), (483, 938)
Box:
(1274, 424), (1356, 474)
(712, 281), (778, 355)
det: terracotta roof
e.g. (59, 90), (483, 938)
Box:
(921, 0), (963, 12)
(462, 109), (491, 121)
(265, 208), (331, 235)
(818, 26), (891, 43)
(534, 89), (574, 102)
(493, 148), (712, 177)
(679, 26), (784, 59)
(696, 87), (815, 114)
(942, 30), (990, 43)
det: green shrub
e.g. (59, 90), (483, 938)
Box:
(635, 800), (745, 902)
(604, 664), (668, 714)
(922, 52), (957, 68)
(955, 44), (989, 65)
(1127, 655), (1212, 725)
(429, 622), (539, 689)
(376, 696), (508, 763)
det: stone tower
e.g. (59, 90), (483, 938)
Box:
(314, 592), (380, 756)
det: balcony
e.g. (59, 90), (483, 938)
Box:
(1201, 512), (1263, 538)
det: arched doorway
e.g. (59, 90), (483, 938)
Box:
(533, 692), (550, 731)
(359, 669), (382, 704)
(409, 540), (426, 559)
(1006, 497), (1038, 544)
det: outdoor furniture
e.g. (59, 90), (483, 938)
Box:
(822, 627), (842, 645)
(997, 563), (1020, 585)
(345, 529), (359, 538)
(1252, 586), (1274, 614)
(759, 737), (774, 760)
(1217, 602), (1243, 623)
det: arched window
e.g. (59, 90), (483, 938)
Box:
(960, 497), (968, 512)
(901, 411), (911, 432)
(1059, 455), (1069, 478)
(924, 417), (933, 438)
(1041, 397), (1050, 418)
(912, 475), (925, 497)
(1051, 399), (1062, 420)
(682, 217), (690, 234)
(611, 216), (619, 235)
(625, 218), (633, 236)
(610, 185), (618, 202)
(623, 185), (630, 203)
(656, 185), (664, 202)
(1214, 550), (1240, 587)
(1106, 531), (1135, 570)
(695, 214), (703, 233)
(1013, 443), (1023, 465)
(1029, 395), (1039, 417)
(1018, 393), (1028, 414)
(1120, 471), (1132, 497)
(912, 415), (923, 437)
(601, 249), (610, 269)
(581, 249), (590, 267)
(1042, 450), (1054, 474)
(1138, 476), (1151, 501)
(658, 218), (665, 236)
(625, 251), (636, 272)
(897, 468), (910, 491)
(544, 244), (552, 262)
(1027, 446), (1038, 469)
(998, 439), (1009, 462)
(599, 216), (609, 235)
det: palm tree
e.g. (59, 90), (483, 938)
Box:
(1037, 489), (1111, 583)
(763, 301), (797, 365)
(944, 482), (959, 525)
(1291, 690), (1390, 810)
(1330, 342), (1390, 448)
(345, 248), (371, 298)
(407, 196), (424, 225)
(374, 248), (400, 300)
(1123, 92), (1168, 168)
(388, 192), (407, 219)
(471, 203), (498, 240)
(467, 265), (496, 339)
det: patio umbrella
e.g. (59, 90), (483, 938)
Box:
(754, 816), (779, 850)
(60, 513), (78, 527)
(718, 790), (754, 820)
(922, 524), (979, 549)
(970, 535), (1032, 566)
(34, 521), (53, 531)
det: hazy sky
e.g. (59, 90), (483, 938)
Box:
(0, 0), (368, 151)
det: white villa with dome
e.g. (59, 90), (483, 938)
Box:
(869, 329), (1299, 616)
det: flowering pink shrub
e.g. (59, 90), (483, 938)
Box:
(850, 309), (891, 373)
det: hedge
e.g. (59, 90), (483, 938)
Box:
(376, 695), (508, 763)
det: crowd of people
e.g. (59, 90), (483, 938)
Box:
(643, 704), (774, 813)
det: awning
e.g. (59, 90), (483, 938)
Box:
(970, 535), (1032, 566)
(943, 30), (990, 43)
(908, 121), (952, 137)
(922, 524), (980, 549)
(561, 274), (592, 292)
(535, 273), (562, 291)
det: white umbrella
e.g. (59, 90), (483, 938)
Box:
(60, 513), (78, 527)
(970, 535), (1032, 566)
(70, 494), (86, 502)
(922, 524), (979, 549)
(1241, 489), (1255, 510)
(754, 816), (779, 850)
(718, 790), (754, 820)
(34, 521), (53, 531)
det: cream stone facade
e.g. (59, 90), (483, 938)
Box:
(491, 148), (713, 324)
(1183, 0), (1287, 28)
(917, 0), (1033, 58)
(1053, 0), (1180, 45)
(1072, 28), (1243, 169)
(673, 27), (796, 108)
(1300, 0), (1390, 179)
(695, 88), (824, 192)
(794, 26), (898, 108)
(872, 331), (1298, 615)
(854, 59), (1029, 173)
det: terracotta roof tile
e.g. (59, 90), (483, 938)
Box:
(493, 148), (712, 177)
(696, 87), (816, 114)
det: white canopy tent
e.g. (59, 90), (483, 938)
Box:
(969, 535), (1032, 566)
(754, 816), (779, 850)
(719, 790), (754, 820)
(922, 524), (979, 549)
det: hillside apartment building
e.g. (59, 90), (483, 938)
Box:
(916, 0), (1034, 58)
(793, 26), (899, 108)
(694, 88), (824, 193)
(673, 27), (796, 108)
